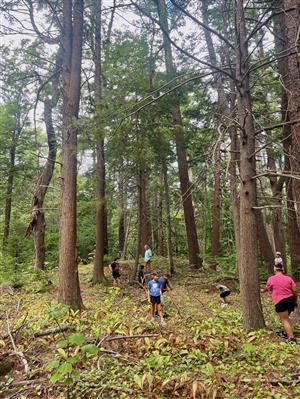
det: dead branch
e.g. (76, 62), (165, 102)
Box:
(104, 333), (159, 342)
(5, 311), (30, 375)
(33, 324), (72, 338)
(252, 205), (282, 209)
(130, 1), (234, 81)
(31, 152), (62, 166)
(255, 118), (300, 135)
(169, 0), (234, 49)
(7, 378), (47, 387)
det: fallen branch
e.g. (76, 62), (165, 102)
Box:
(7, 377), (47, 387)
(98, 333), (159, 344)
(33, 324), (72, 338)
(6, 311), (30, 375)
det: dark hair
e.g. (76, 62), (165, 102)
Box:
(114, 257), (119, 262)
(275, 263), (284, 271)
(139, 264), (144, 269)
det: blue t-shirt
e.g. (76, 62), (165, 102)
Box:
(148, 279), (161, 297)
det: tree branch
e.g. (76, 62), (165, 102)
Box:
(130, 1), (235, 81)
(169, 0), (234, 49)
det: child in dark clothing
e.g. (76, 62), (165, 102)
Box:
(138, 265), (145, 287)
(109, 257), (120, 287)
(216, 284), (231, 307)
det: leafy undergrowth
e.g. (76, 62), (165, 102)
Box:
(1, 261), (300, 399)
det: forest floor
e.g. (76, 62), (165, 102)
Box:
(1, 259), (300, 399)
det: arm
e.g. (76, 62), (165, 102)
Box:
(147, 282), (151, 303)
(167, 279), (173, 291)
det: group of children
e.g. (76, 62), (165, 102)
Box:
(108, 247), (298, 344)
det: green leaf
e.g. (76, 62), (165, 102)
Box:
(57, 348), (68, 360)
(57, 362), (72, 375)
(81, 344), (99, 356)
(50, 372), (62, 384)
(47, 359), (60, 371)
(243, 342), (256, 353)
(134, 374), (143, 389)
(68, 333), (85, 346)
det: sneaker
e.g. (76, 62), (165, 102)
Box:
(286, 338), (297, 345)
(160, 318), (166, 326)
(221, 303), (228, 308)
(276, 331), (288, 339)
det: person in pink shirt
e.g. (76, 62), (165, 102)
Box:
(261, 262), (298, 345)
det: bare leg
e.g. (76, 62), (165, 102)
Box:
(278, 311), (294, 338)
(151, 304), (155, 319)
(158, 304), (164, 321)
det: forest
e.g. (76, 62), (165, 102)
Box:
(1, 0), (300, 398)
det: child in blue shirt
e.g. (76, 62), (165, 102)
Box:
(147, 272), (165, 325)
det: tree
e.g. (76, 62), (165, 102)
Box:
(58, 0), (84, 309)
(234, 0), (265, 329)
(155, 0), (202, 268)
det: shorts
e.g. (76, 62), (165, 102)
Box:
(150, 296), (161, 305)
(220, 290), (231, 298)
(275, 296), (296, 314)
(112, 270), (120, 279)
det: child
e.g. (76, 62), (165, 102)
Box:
(159, 272), (173, 316)
(144, 244), (153, 272)
(261, 263), (297, 345)
(216, 284), (231, 307)
(147, 272), (165, 325)
(275, 251), (283, 269)
(138, 264), (146, 287)
(109, 257), (120, 287)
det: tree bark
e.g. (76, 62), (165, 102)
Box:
(235, 0), (265, 330)
(275, 0), (300, 280)
(33, 99), (57, 269)
(92, 0), (106, 283)
(211, 139), (221, 257)
(284, 1), (300, 231)
(162, 159), (174, 274)
(118, 177), (126, 256)
(25, 47), (62, 268)
(3, 141), (16, 249)
(156, 0), (202, 268)
(139, 167), (152, 254)
(256, 211), (274, 274)
(58, 0), (84, 310)
(157, 184), (164, 256)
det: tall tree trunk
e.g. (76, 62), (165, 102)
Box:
(92, 0), (106, 283)
(162, 159), (174, 274)
(275, 0), (300, 279)
(284, 1), (300, 232)
(58, 0), (84, 310)
(256, 211), (275, 274)
(139, 167), (152, 253)
(211, 139), (221, 257)
(118, 177), (126, 256)
(3, 142), (16, 249)
(25, 48), (62, 268)
(157, 184), (164, 256)
(235, 0), (265, 330)
(34, 99), (57, 269)
(229, 125), (241, 271)
(156, 0), (201, 268)
(201, 0), (222, 258)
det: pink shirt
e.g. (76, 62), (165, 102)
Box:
(265, 274), (296, 305)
